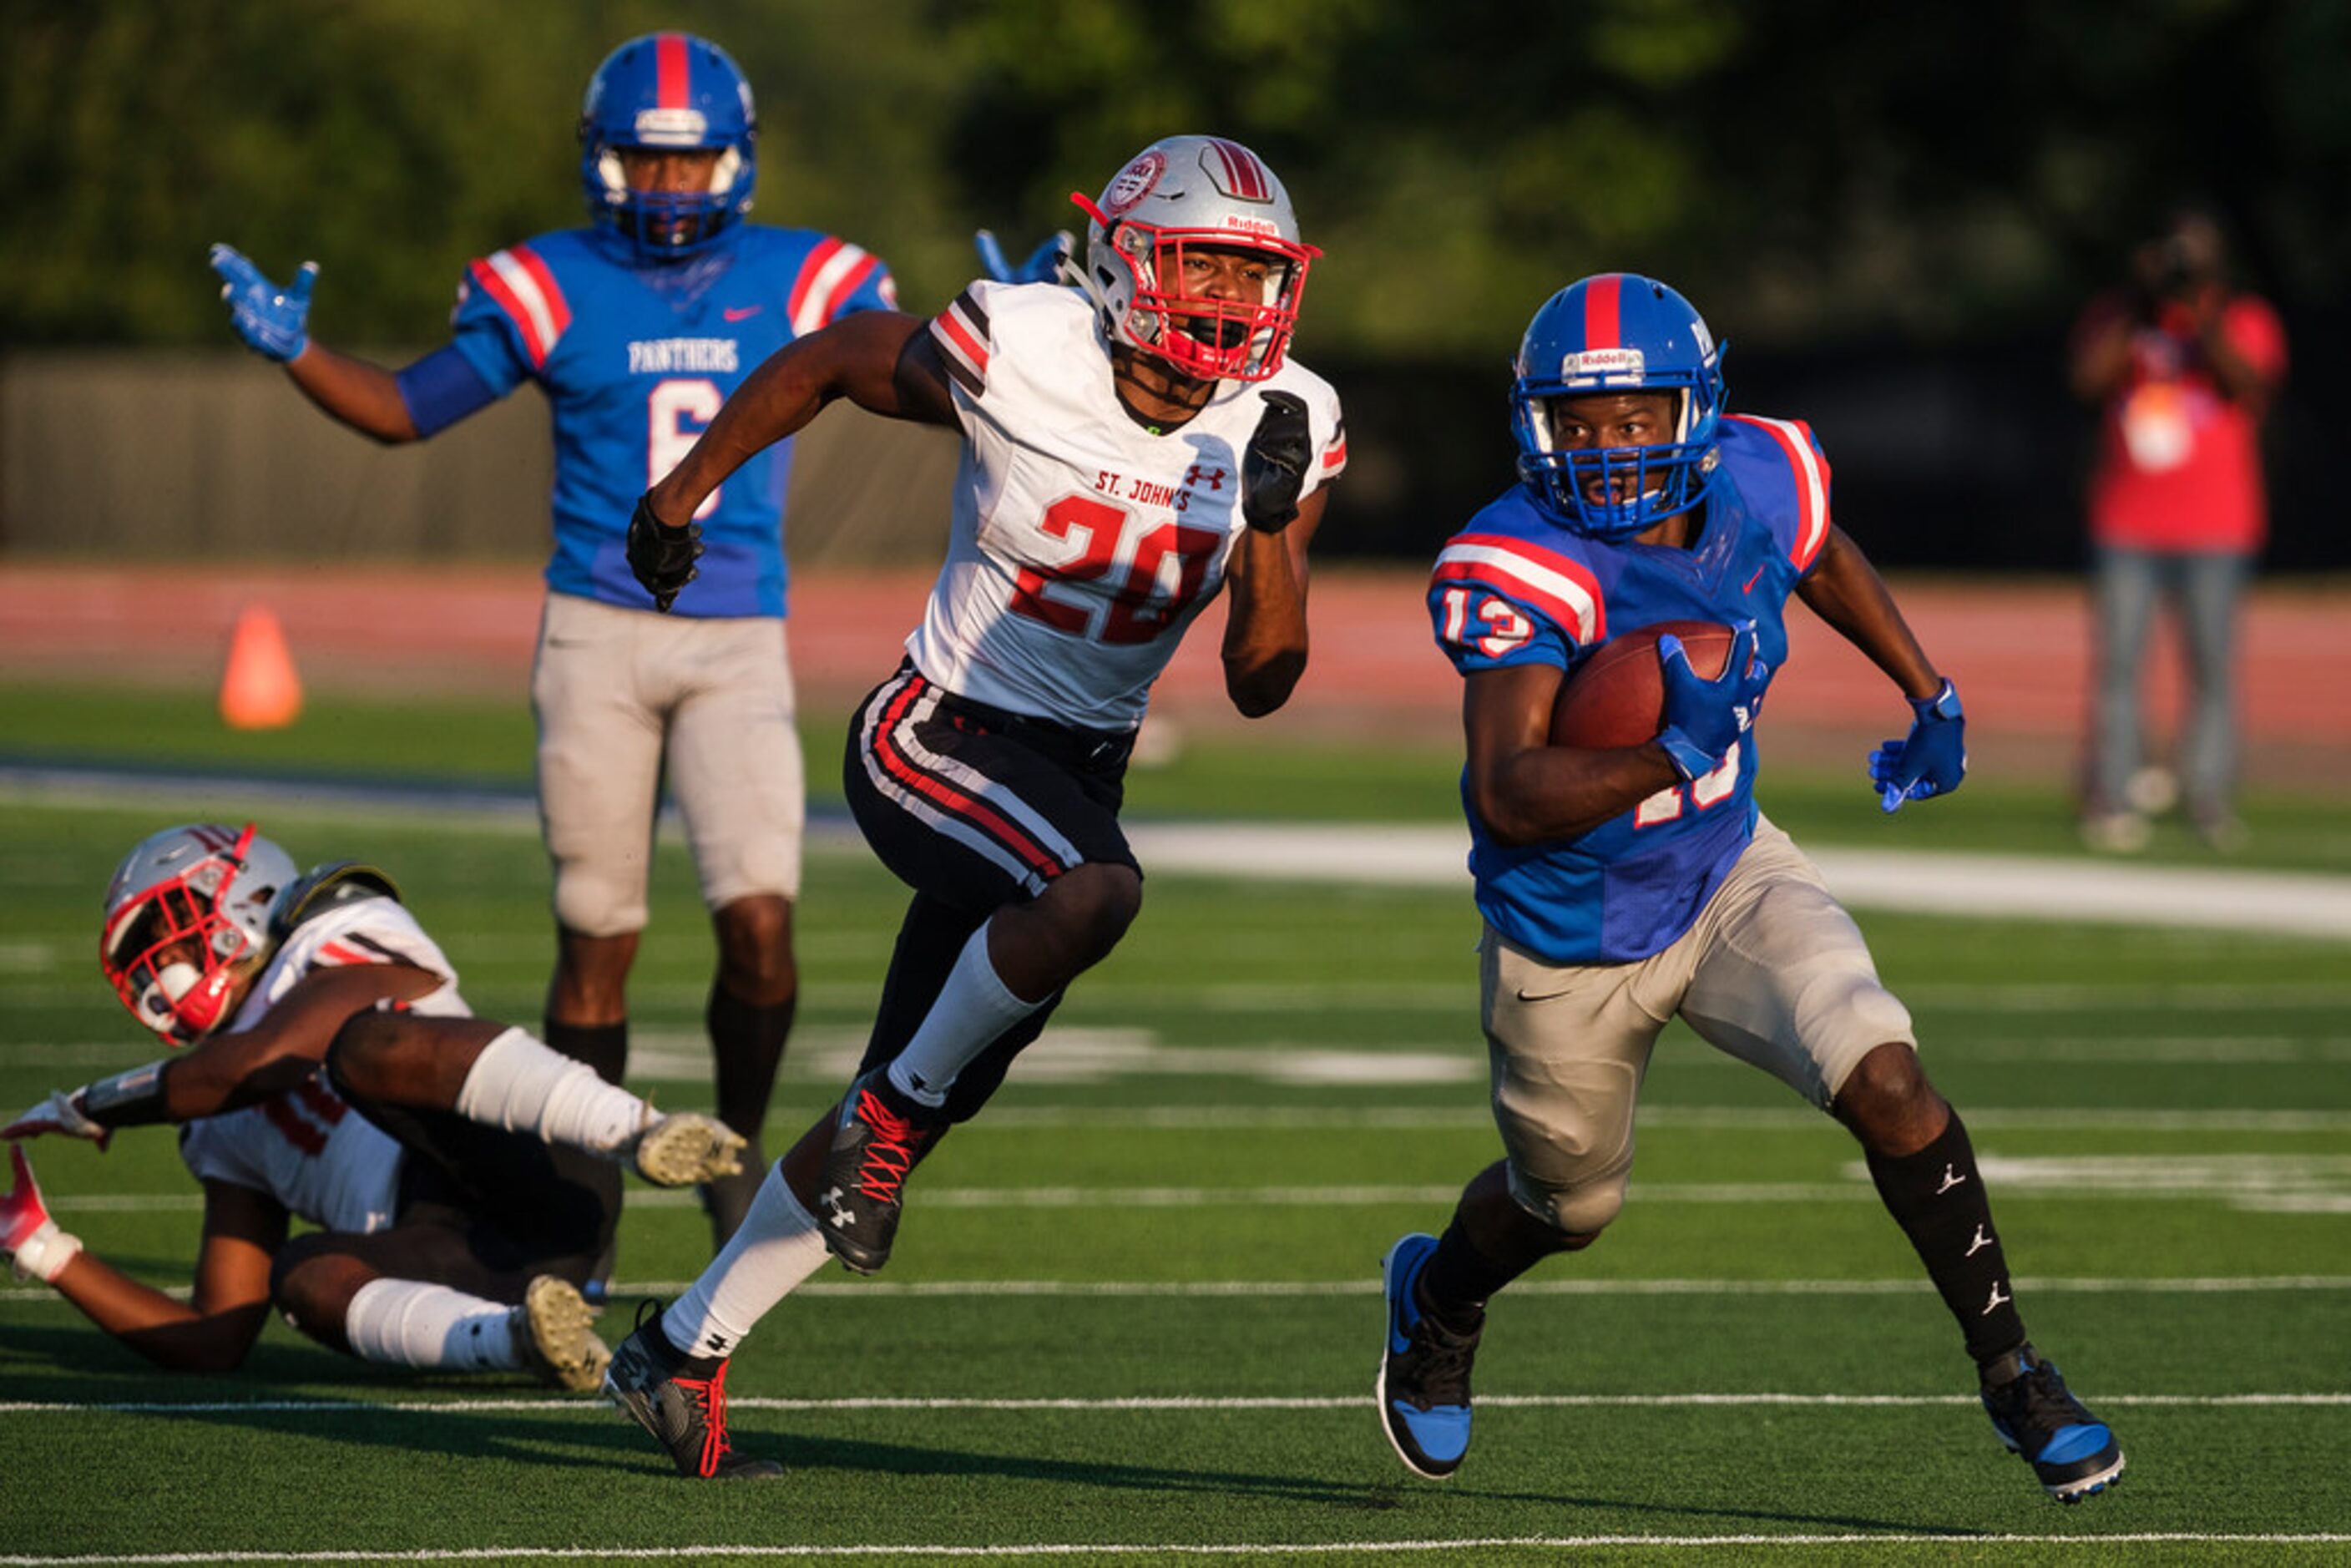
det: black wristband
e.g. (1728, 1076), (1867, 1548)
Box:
(81, 1060), (172, 1128)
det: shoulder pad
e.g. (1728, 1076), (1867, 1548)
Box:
(270, 862), (402, 941)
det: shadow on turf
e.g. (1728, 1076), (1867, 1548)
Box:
(8, 1325), (1962, 1531)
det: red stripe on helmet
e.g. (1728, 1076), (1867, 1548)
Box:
(1206, 138), (1269, 200)
(1583, 274), (1622, 351)
(656, 33), (690, 109)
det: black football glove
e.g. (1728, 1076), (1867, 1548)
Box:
(1241, 390), (1312, 534)
(626, 493), (703, 614)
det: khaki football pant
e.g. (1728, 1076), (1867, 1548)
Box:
(532, 592), (805, 937)
(1481, 817), (1914, 1236)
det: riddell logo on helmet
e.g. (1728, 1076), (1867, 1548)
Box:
(1221, 216), (1281, 237)
(1103, 152), (1166, 217)
(633, 107), (710, 146)
(1560, 348), (1646, 382)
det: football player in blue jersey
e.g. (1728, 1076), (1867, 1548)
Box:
(1380, 274), (2122, 1505)
(205, 33), (902, 1251)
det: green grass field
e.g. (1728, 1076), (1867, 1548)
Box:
(3, 692), (2348, 1564)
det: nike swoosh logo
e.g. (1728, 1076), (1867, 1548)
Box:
(723, 306), (762, 321)
(1743, 564), (1767, 593)
(1513, 984), (1579, 1004)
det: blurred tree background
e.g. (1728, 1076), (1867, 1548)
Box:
(5, 0), (2347, 567)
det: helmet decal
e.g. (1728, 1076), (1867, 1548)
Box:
(1102, 151), (1167, 217)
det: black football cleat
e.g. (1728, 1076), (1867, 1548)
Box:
(1377, 1232), (1482, 1479)
(1979, 1344), (2125, 1503)
(602, 1303), (781, 1480)
(814, 1070), (941, 1275)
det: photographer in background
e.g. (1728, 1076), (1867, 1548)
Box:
(2067, 203), (2286, 852)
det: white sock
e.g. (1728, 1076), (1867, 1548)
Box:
(343, 1278), (523, 1372)
(886, 921), (1044, 1108)
(455, 1026), (649, 1156)
(661, 1162), (827, 1362)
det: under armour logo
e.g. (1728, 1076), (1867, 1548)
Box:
(1185, 464), (1227, 491)
(821, 1186), (855, 1229)
(1936, 1164), (1968, 1195)
(1965, 1225), (1995, 1257)
(1981, 1281), (2012, 1315)
(706, 1334), (729, 1354)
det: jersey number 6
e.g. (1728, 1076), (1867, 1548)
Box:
(649, 379), (725, 520)
(1010, 493), (1221, 645)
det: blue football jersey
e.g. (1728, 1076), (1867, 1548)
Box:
(1427, 415), (1834, 963)
(447, 224), (895, 618)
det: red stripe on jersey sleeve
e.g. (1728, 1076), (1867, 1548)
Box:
(509, 245), (571, 340)
(786, 237), (845, 331)
(466, 257), (549, 367)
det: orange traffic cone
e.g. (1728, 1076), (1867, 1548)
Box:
(220, 604), (303, 730)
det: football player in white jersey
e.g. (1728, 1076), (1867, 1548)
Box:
(601, 134), (1346, 1478)
(1, 824), (744, 1388)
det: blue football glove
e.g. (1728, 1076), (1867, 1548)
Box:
(1655, 621), (1769, 781)
(1868, 678), (1967, 812)
(208, 243), (316, 362)
(973, 228), (1073, 286)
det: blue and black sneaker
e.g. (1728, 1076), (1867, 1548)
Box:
(1377, 1232), (1480, 1479)
(1979, 1344), (2125, 1503)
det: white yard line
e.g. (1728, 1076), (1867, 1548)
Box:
(8, 766), (2350, 938)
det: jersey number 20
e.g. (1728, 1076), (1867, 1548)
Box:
(1009, 493), (1221, 645)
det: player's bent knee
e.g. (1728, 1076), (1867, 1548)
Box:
(1514, 1170), (1627, 1237)
(324, 1008), (402, 1100)
(270, 1237), (371, 1348)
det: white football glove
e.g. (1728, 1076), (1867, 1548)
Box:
(3, 1145), (81, 1284)
(1, 1088), (109, 1151)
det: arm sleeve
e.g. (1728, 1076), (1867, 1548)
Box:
(394, 345), (500, 438)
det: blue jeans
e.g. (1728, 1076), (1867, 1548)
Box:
(2089, 544), (2252, 817)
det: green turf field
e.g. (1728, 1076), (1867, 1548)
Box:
(3, 720), (2348, 1561)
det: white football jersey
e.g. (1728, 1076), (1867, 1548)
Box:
(178, 896), (468, 1235)
(914, 281), (1347, 731)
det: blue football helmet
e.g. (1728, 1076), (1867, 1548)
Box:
(578, 33), (757, 260)
(1511, 273), (1725, 541)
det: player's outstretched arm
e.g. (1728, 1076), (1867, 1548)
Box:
(1463, 665), (1685, 845)
(51, 1171), (286, 1373)
(641, 312), (945, 529)
(208, 244), (420, 443)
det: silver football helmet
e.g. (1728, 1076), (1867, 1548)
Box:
(1071, 134), (1317, 382)
(100, 823), (296, 1045)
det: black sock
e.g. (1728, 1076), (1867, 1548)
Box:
(1865, 1111), (2028, 1369)
(707, 985), (795, 1140)
(543, 1018), (629, 1085)
(1418, 1223), (1523, 1337)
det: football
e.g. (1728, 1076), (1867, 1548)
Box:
(1550, 620), (1736, 749)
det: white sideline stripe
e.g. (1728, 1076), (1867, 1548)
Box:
(3, 1536), (2348, 1565)
(10, 1272), (2350, 1308)
(8, 768), (2351, 938)
(5, 1391), (2345, 1417)
(1119, 824), (2351, 939)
